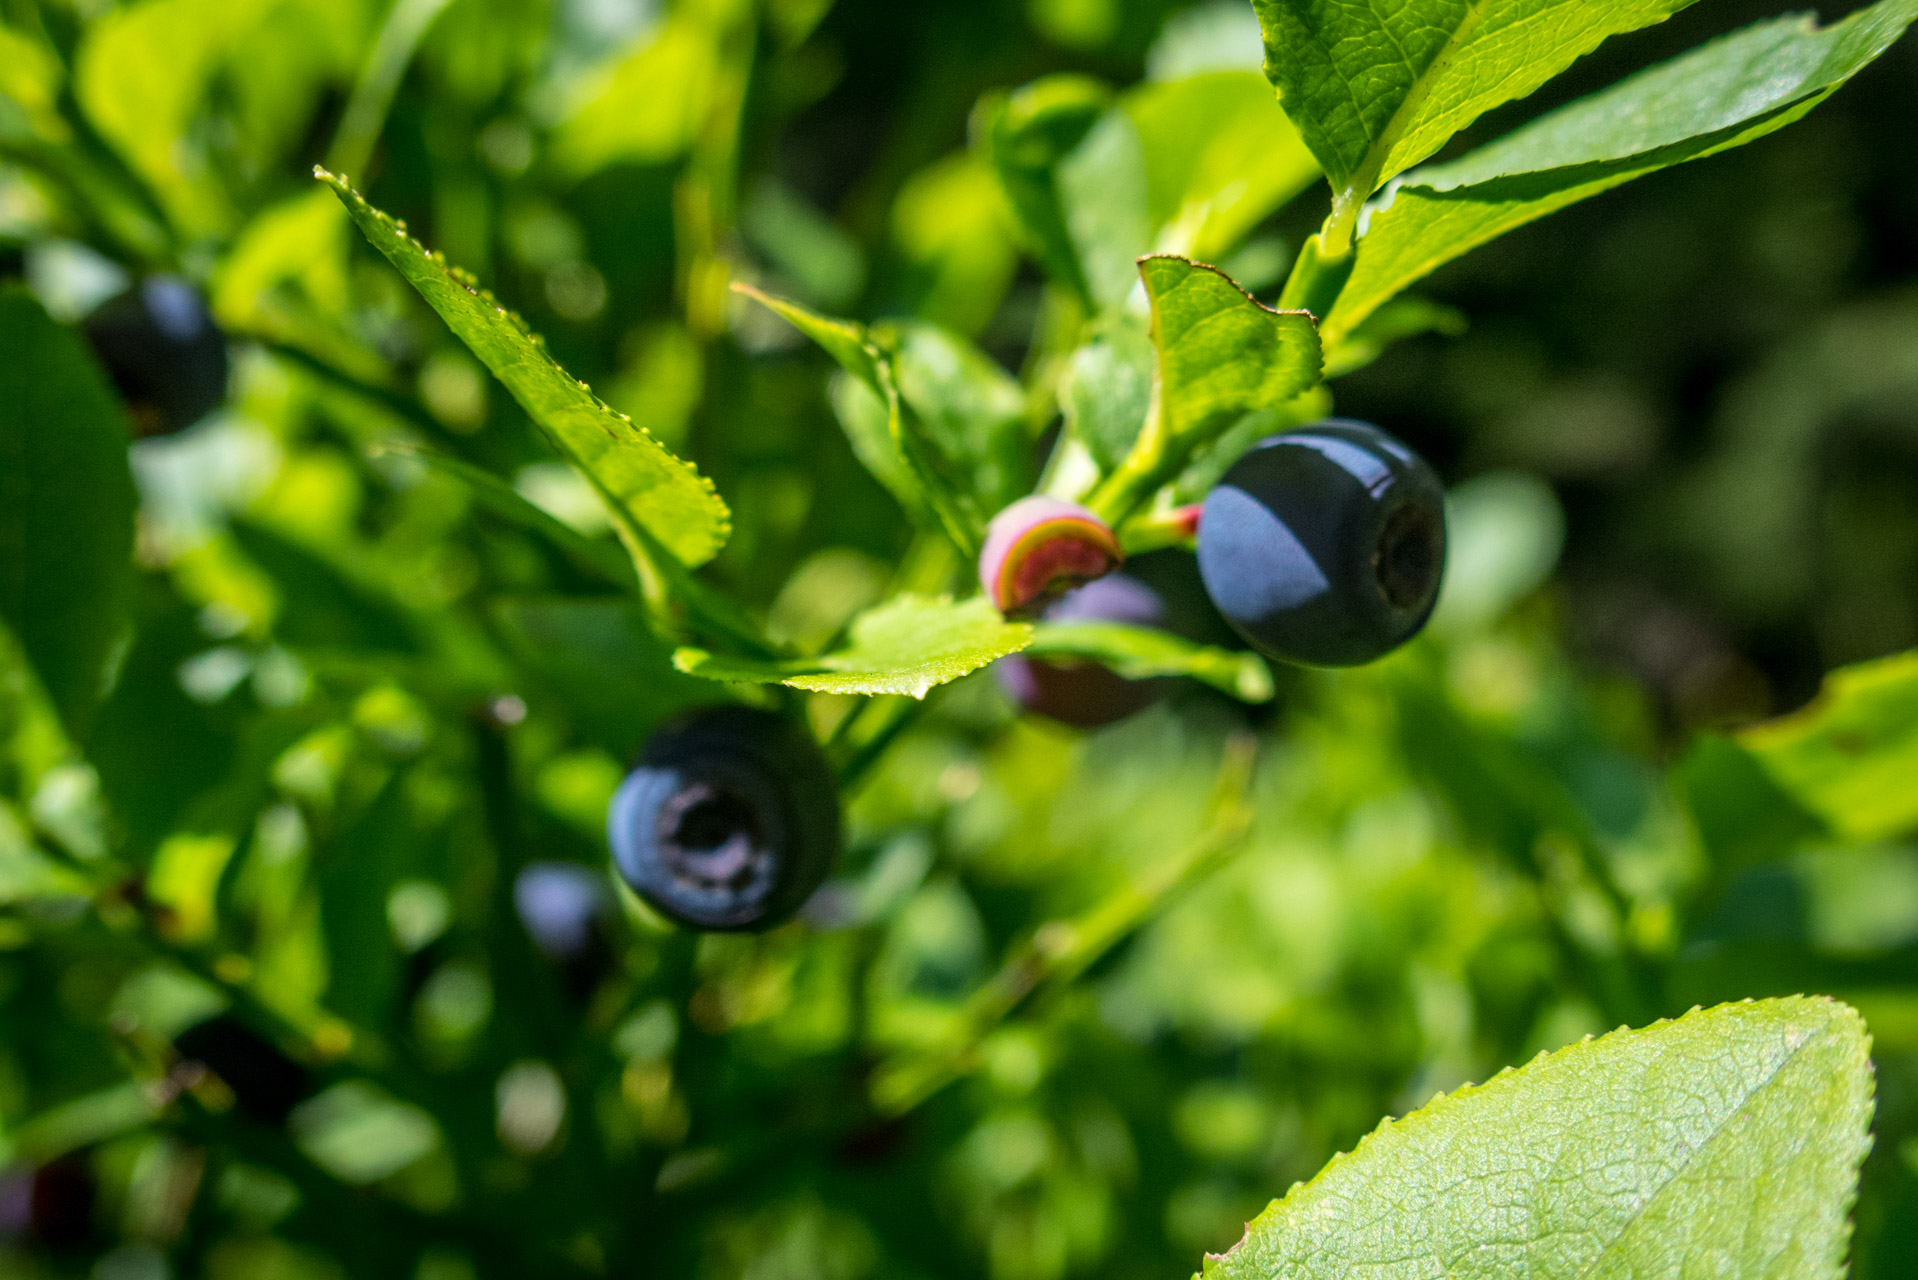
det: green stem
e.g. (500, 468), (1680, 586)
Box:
(325, 0), (457, 180)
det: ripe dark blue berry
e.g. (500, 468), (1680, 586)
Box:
(608, 706), (839, 932)
(174, 1014), (312, 1125)
(1197, 420), (1446, 666)
(515, 862), (615, 994)
(82, 275), (228, 437)
(996, 573), (1172, 727)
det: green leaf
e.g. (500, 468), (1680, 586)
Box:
(316, 169), (731, 569)
(548, 12), (725, 177)
(1738, 648), (1918, 843)
(1061, 313), (1155, 472)
(979, 76), (1113, 307)
(0, 287), (136, 740)
(1205, 997), (1871, 1280)
(1251, 0), (1696, 235)
(1325, 0), (1918, 341)
(1088, 257), (1320, 521)
(1123, 71), (1319, 261)
(1027, 622), (1273, 703)
(1053, 107), (1151, 310)
(1143, 256), (1321, 444)
(0, 801), (91, 907)
(675, 595), (1032, 699)
(738, 286), (988, 550)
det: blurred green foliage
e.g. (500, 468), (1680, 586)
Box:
(4, 1), (1918, 1278)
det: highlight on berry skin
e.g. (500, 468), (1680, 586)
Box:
(1197, 419), (1447, 667)
(978, 495), (1124, 617)
(607, 706), (840, 933)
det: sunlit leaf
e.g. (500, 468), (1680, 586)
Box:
(1739, 648), (1918, 842)
(318, 169), (731, 568)
(1142, 256), (1319, 446)
(1251, 0), (1695, 201)
(1326, 0), (1918, 341)
(1206, 997), (1871, 1280)
(676, 595), (1032, 699)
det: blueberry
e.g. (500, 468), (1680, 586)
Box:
(1197, 419), (1446, 666)
(82, 275), (228, 437)
(979, 495), (1123, 617)
(174, 1014), (312, 1125)
(515, 861), (615, 995)
(608, 706), (839, 931)
(996, 573), (1172, 727)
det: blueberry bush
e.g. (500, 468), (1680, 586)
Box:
(5, 0), (1918, 1277)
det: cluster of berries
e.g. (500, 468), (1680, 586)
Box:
(610, 420), (1445, 933)
(65, 279), (1444, 938)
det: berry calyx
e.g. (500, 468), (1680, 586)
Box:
(608, 706), (839, 932)
(979, 495), (1123, 617)
(82, 275), (228, 437)
(1197, 419), (1446, 666)
(996, 573), (1173, 727)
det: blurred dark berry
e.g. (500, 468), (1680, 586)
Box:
(82, 275), (228, 437)
(608, 706), (840, 931)
(515, 861), (616, 996)
(1198, 419), (1446, 666)
(175, 1015), (311, 1125)
(996, 574), (1173, 727)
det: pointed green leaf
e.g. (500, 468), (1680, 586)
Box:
(675, 595), (1032, 699)
(1206, 997), (1871, 1280)
(0, 287), (136, 740)
(980, 76), (1113, 306)
(1739, 648), (1918, 842)
(733, 282), (881, 390)
(1326, 0), (1918, 341)
(1027, 622), (1273, 703)
(1251, 0), (1696, 204)
(317, 169), (730, 568)
(1144, 256), (1320, 444)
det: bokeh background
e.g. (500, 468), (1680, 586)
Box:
(4, 1), (1918, 1278)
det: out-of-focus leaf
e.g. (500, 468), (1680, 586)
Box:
(1141, 255), (1319, 450)
(230, 522), (416, 654)
(979, 75), (1112, 306)
(493, 597), (713, 755)
(741, 182), (866, 310)
(74, 0), (268, 234)
(676, 595), (1032, 699)
(212, 187), (352, 328)
(549, 14), (723, 176)
(1054, 107), (1150, 310)
(1027, 622), (1273, 703)
(0, 26), (70, 144)
(880, 321), (1028, 509)
(1205, 997), (1871, 1280)
(1061, 313), (1154, 472)
(1250, 0), (1695, 199)
(1739, 649), (1918, 841)
(1123, 71), (1317, 260)
(0, 287), (136, 740)
(0, 802), (91, 905)
(318, 170), (731, 568)
(1326, 0), (1918, 341)
(1673, 735), (1824, 878)
(4, 1082), (162, 1166)
(890, 153), (1020, 336)
(291, 1082), (440, 1184)
(146, 831), (239, 943)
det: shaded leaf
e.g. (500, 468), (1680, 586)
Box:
(1027, 621), (1273, 702)
(1326, 0), (1918, 341)
(0, 287), (137, 740)
(317, 170), (731, 568)
(979, 75), (1112, 306)
(1739, 648), (1918, 842)
(1062, 313), (1155, 472)
(676, 595), (1032, 699)
(1205, 997), (1871, 1280)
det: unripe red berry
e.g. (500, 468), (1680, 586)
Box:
(978, 496), (1122, 617)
